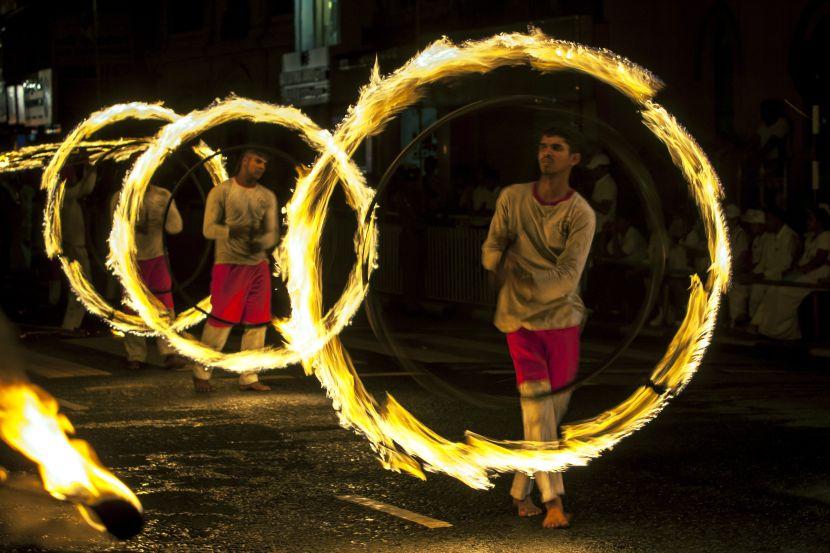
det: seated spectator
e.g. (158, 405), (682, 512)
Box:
(728, 209), (768, 329)
(585, 151), (617, 236)
(599, 215), (648, 319)
(682, 219), (709, 276)
(725, 204), (752, 328)
(748, 206), (800, 317)
(605, 215), (648, 262)
(472, 168), (500, 214)
(750, 207), (830, 339)
(649, 215), (692, 327)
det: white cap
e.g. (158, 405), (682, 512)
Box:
(742, 209), (765, 224)
(725, 204), (741, 219)
(586, 152), (611, 169)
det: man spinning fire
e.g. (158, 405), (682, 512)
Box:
(482, 127), (595, 528)
(192, 149), (278, 393)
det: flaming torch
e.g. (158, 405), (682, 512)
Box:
(0, 314), (143, 540)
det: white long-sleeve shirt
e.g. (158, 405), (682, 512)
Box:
(109, 184), (182, 260)
(753, 224), (799, 280)
(482, 183), (596, 333)
(61, 168), (97, 246)
(203, 178), (278, 265)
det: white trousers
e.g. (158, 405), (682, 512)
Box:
(61, 244), (91, 330)
(749, 283), (769, 319)
(192, 323), (265, 385)
(727, 283), (748, 323)
(510, 379), (572, 504)
(123, 333), (175, 362)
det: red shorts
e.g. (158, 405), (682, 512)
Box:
(138, 255), (174, 311)
(208, 261), (271, 327)
(506, 326), (580, 390)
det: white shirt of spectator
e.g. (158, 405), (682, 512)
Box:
(757, 117), (790, 163)
(753, 224), (799, 280)
(472, 185), (496, 212)
(799, 230), (830, 281)
(607, 225), (647, 261)
(591, 173), (617, 233)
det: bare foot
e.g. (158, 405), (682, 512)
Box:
(513, 496), (542, 517)
(192, 377), (213, 393)
(542, 497), (572, 529)
(239, 381), (271, 392)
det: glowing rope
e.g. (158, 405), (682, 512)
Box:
(0, 139), (150, 175)
(41, 103), (228, 335)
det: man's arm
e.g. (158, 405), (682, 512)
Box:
(202, 186), (228, 240)
(65, 167), (97, 201)
(481, 189), (511, 272)
(165, 196), (183, 235)
(528, 205), (596, 303)
(253, 193), (279, 251)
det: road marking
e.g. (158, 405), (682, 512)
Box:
(342, 336), (473, 363)
(336, 495), (452, 528)
(23, 349), (112, 379)
(83, 383), (157, 392)
(57, 398), (88, 412)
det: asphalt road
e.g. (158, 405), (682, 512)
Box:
(1, 324), (828, 552)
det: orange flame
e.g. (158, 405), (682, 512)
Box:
(0, 381), (142, 532)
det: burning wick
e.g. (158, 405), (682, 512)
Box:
(88, 497), (144, 540)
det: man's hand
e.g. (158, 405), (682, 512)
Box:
(513, 269), (533, 302)
(244, 239), (263, 255)
(229, 225), (248, 240)
(502, 255), (533, 301)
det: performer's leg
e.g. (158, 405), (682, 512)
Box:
(61, 245), (91, 330)
(237, 262), (271, 391)
(123, 333), (147, 364)
(532, 390), (572, 503)
(510, 379), (552, 501)
(238, 326), (268, 387)
(535, 327), (579, 529)
(506, 329), (548, 515)
(192, 322), (231, 382)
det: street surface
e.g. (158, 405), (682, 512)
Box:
(1, 321), (828, 552)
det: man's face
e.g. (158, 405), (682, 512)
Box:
(242, 153), (267, 180)
(538, 135), (580, 176)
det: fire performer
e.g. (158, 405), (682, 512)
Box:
(60, 164), (97, 330)
(108, 183), (185, 370)
(192, 149), (278, 393)
(482, 127), (595, 528)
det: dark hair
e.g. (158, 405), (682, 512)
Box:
(233, 148), (270, 174)
(766, 206), (787, 224)
(808, 206), (830, 231)
(241, 148), (270, 162)
(540, 126), (584, 156)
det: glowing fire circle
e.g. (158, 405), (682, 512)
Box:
(41, 102), (228, 336)
(287, 31), (732, 488)
(108, 96), (378, 373)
